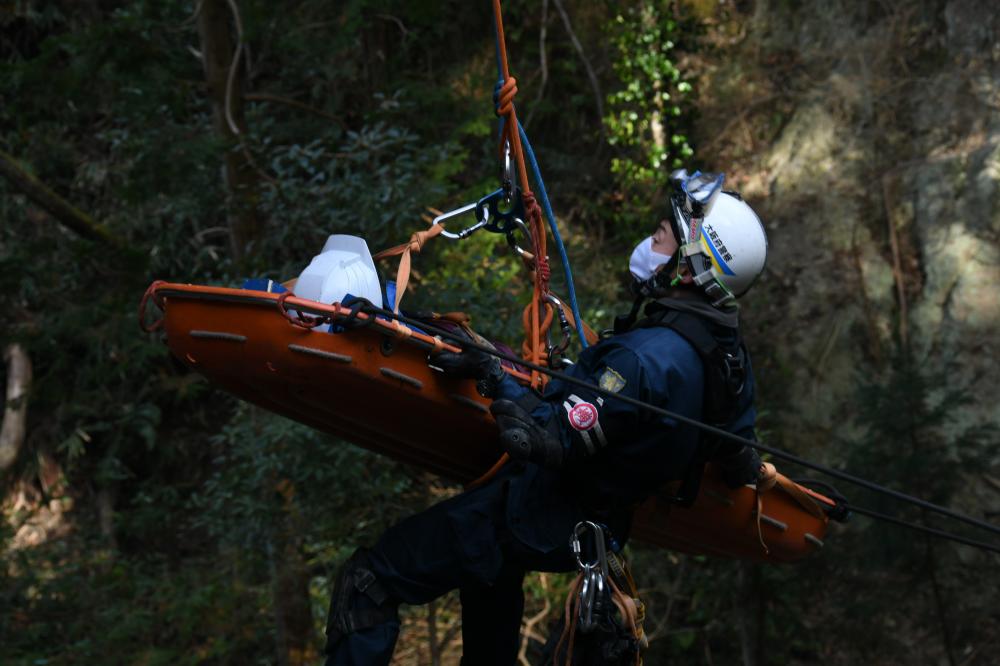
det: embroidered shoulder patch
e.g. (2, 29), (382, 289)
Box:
(598, 367), (626, 393)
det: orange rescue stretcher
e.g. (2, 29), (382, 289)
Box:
(140, 281), (838, 563)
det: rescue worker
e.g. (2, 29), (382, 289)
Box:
(324, 170), (767, 665)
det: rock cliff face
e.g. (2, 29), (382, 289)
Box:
(691, 4), (999, 661)
(700, 0), (999, 457)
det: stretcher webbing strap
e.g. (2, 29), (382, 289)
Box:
(752, 463), (827, 555)
(373, 223), (444, 314)
(775, 472), (828, 520)
(608, 577), (643, 665)
(555, 573), (583, 666)
(755, 463), (778, 555)
(562, 301), (600, 347)
(755, 462), (826, 519)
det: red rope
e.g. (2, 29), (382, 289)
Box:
(276, 291), (326, 329)
(138, 280), (167, 332)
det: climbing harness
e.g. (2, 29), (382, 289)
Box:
(633, 303), (755, 506)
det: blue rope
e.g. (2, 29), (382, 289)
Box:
(517, 122), (589, 348)
(491, 5), (589, 349)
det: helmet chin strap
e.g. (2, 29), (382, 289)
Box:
(680, 231), (735, 307)
(669, 171), (736, 308)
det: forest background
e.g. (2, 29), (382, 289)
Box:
(2, 1), (999, 664)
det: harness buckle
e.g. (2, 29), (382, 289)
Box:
(721, 350), (746, 396)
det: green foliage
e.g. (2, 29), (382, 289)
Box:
(189, 404), (420, 554)
(604, 1), (694, 225)
(1, 543), (274, 665)
(1, 2), (558, 661)
(5, 2), (996, 665)
(841, 350), (994, 565)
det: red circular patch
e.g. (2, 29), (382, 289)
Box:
(568, 402), (597, 431)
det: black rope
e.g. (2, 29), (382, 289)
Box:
(843, 504), (1000, 555)
(344, 301), (1000, 544)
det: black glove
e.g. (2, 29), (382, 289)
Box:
(715, 445), (762, 488)
(490, 399), (564, 468)
(430, 345), (505, 397)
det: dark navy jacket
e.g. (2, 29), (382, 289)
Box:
(492, 322), (757, 554)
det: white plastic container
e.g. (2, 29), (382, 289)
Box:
(294, 235), (383, 306)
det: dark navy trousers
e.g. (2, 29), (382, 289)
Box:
(324, 469), (580, 665)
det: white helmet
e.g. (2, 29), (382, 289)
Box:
(669, 170), (767, 306)
(294, 235), (383, 306)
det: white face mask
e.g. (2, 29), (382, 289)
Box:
(629, 236), (673, 281)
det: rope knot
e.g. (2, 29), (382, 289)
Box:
(408, 228), (432, 253)
(522, 189), (537, 209)
(495, 76), (518, 116)
(537, 253), (551, 285)
(758, 462), (778, 493)
(522, 191), (551, 291)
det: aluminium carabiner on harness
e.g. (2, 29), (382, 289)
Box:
(571, 521), (610, 633)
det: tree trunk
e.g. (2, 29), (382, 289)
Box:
(0, 344), (32, 472)
(196, 0), (263, 263)
(0, 150), (123, 247)
(642, 5), (666, 153)
(427, 599), (441, 666)
(734, 562), (757, 666)
(96, 485), (118, 551)
(269, 478), (318, 666)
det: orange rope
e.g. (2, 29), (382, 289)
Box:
(465, 452), (510, 490)
(492, 0), (550, 389)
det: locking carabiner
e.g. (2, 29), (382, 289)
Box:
(571, 521), (610, 633)
(502, 139), (515, 205)
(505, 217), (535, 260)
(431, 202), (490, 240)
